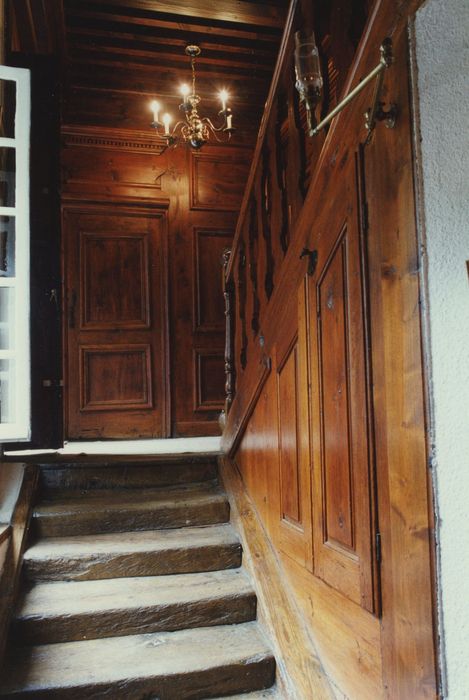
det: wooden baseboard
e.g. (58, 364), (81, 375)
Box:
(218, 455), (335, 700)
(174, 420), (221, 437)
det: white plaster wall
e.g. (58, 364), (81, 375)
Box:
(414, 1), (469, 697)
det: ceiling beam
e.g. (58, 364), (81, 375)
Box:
(66, 8), (282, 44)
(69, 41), (273, 73)
(68, 51), (272, 80)
(67, 26), (275, 57)
(71, 0), (286, 29)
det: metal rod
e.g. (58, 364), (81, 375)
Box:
(311, 61), (385, 136)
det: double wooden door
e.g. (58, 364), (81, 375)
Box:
(64, 204), (169, 439)
(275, 153), (379, 613)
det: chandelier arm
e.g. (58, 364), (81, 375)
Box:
(204, 126), (233, 143)
(201, 116), (229, 133)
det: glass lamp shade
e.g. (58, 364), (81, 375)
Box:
(294, 30), (323, 97)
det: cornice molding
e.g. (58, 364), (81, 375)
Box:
(61, 126), (165, 155)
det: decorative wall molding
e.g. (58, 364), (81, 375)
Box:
(62, 125), (166, 155)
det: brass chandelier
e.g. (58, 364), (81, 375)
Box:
(150, 44), (235, 151)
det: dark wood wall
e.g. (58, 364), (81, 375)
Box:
(223, 1), (438, 698)
(60, 113), (252, 436)
(8, 0), (285, 441)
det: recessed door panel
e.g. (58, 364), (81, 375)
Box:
(64, 204), (168, 439)
(82, 234), (150, 328)
(318, 230), (354, 551)
(308, 161), (378, 613)
(275, 286), (312, 569)
(278, 342), (301, 525)
(80, 345), (152, 411)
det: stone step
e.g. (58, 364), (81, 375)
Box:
(13, 569), (256, 645)
(23, 524), (242, 582)
(0, 622), (275, 699)
(214, 690), (284, 699)
(38, 457), (218, 496)
(33, 483), (229, 537)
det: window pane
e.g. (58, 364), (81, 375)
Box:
(0, 216), (15, 276)
(0, 79), (16, 138)
(0, 358), (15, 423)
(0, 287), (14, 350)
(0, 148), (15, 206)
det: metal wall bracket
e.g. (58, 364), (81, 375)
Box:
(300, 247), (318, 276)
(363, 38), (397, 144)
(309, 37), (397, 143)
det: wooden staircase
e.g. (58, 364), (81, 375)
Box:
(0, 458), (277, 699)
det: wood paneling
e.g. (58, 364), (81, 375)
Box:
(219, 456), (335, 700)
(275, 282), (312, 569)
(81, 232), (149, 328)
(62, 128), (167, 200)
(193, 228), (232, 333)
(277, 342), (301, 524)
(61, 130), (245, 436)
(194, 350), (226, 411)
(74, 0), (286, 28)
(308, 164), (377, 613)
(81, 345), (152, 411)
(64, 203), (169, 439)
(9, 0), (280, 439)
(364, 26), (438, 698)
(224, 1), (438, 698)
(190, 149), (251, 212)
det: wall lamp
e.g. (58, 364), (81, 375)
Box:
(294, 31), (323, 134)
(294, 34), (397, 142)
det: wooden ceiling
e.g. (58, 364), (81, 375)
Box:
(10, 1), (289, 133)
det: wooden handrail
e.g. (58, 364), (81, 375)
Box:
(225, 0), (299, 281)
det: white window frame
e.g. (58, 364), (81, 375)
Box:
(0, 66), (31, 441)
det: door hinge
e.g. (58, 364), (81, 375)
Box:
(362, 200), (369, 234)
(375, 531), (382, 564)
(42, 379), (64, 388)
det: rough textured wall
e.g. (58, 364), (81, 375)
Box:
(415, 1), (469, 696)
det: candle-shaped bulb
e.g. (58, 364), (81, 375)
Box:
(150, 100), (160, 124)
(226, 113), (233, 130)
(162, 113), (172, 136)
(219, 89), (229, 113)
(180, 83), (190, 102)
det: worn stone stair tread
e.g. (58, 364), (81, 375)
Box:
(0, 622), (275, 699)
(13, 569), (256, 644)
(213, 689), (284, 699)
(23, 524), (242, 581)
(38, 459), (218, 494)
(33, 483), (229, 537)
(40, 479), (219, 502)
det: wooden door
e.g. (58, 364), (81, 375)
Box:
(64, 204), (169, 439)
(307, 155), (379, 614)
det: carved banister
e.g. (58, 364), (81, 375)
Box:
(222, 248), (235, 413)
(224, 0), (299, 283)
